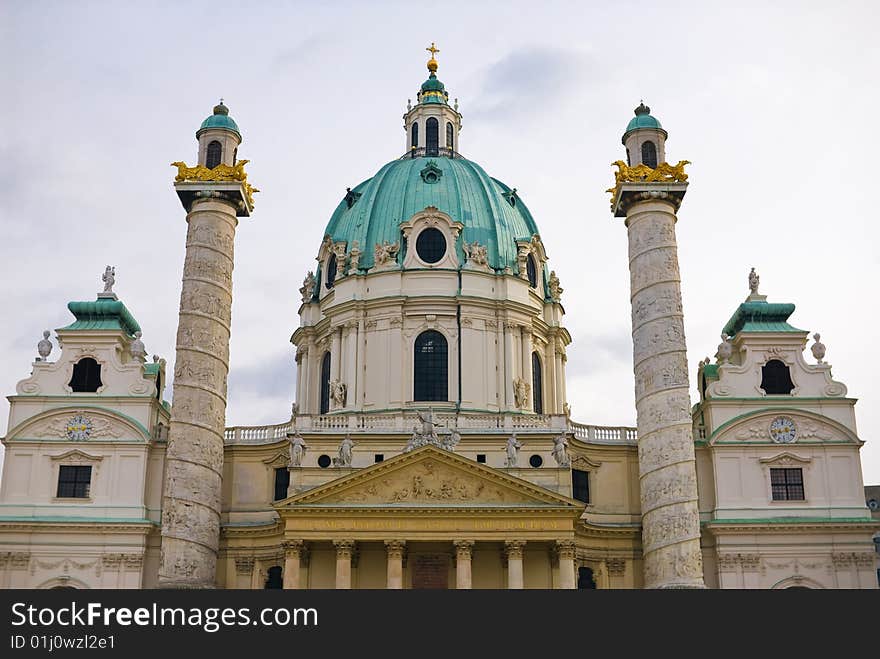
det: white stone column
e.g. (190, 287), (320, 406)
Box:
(520, 328), (533, 411)
(250, 561), (263, 590)
(556, 540), (576, 589)
(554, 341), (565, 412)
(331, 327), (342, 384)
(334, 540), (355, 589)
(544, 337), (557, 414)
(343, 321), (357, 409)
(355, 318), (365, 411)
(454, 540), (474, 589)
(621, 195), (704, 589)
(385, 540), (406, 589)
(283, 541), (304, 590)
(503, 322), (516, 410)
(159, 197), (239, 589)
(505, 541), (526, 589)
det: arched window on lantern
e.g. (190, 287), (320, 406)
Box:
(414, 330), (447, 401)
(319, 352), (331, 414)
(206, 141), (222, 168)
(446, 122), (454, 151)
(532, 352), (543, 414)
(641, 140), (658, 168)
(411, 122), (419, 150)
(761, 359), (795, 395)
(426, 117), (439, 156)
(69, 358), (102, 393)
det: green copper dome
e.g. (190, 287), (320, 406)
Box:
(197, 101), (241, 138)
(624, 101), (663, 134)
(323, 155), (545, 281)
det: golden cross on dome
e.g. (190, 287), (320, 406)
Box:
(426, 42), (440, 58)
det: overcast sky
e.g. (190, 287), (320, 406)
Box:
(2, 1), (879, 484)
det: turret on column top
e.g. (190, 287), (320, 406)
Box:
(170, 100), (258, 217)
(606, 102), (689, 218)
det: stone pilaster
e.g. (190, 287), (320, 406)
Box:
(453, 540), (474, 589)
(159, 196), (238, 589)
(622, 194), (704, 588)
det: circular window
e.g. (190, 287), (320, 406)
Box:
(868, 498), (880, 512)
(317, 454), (332, 468)
(415, 228), (446, 264)
(325, 254), (337, 289)
(529, 454), (543, 468)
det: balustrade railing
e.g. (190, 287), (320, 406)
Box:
(224, 413), (637, 445)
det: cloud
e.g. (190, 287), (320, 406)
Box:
(467, 47), (586, 121)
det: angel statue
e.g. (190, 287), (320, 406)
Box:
(101, 265), (116, 294)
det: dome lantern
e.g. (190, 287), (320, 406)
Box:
(403, 43), (462, 157)
(196, 99), (242, 169)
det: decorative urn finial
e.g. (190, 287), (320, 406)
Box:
(811, 333), (827, 364)
(716, 333), (733, 364)
(130, 330), (146, 361)
(634, 100), (651, 116)
(37, 330), (52, 361)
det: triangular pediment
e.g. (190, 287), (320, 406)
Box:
(277, 445), (579, 508)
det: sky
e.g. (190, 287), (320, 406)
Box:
(1, 0), (879, 484)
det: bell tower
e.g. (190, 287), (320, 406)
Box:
(158, 102), (256, 588)
(608, 103), (705, 588)
(402, 43), (462, 156)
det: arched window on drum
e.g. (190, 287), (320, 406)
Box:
(414, 330), (447, 402)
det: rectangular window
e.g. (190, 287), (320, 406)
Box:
(374, 454), (384, 463)
(57, 465), (92, 498)
(770, 468), (805, 501)
(572, 469), (590, 504)
(274, 467), (290, 501)
(476, 454), (486, 464)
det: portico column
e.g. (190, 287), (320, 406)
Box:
(556, 540), (576, 589)
(385, 540), (406, 589)
(454, 540), (474, 589)
(505, 541), (526, 589)
(334, 540), (355, 589)
(283, 541), (304, 590)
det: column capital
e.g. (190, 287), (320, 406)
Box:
(504, 540), (526, 560)
(384, 540), (407, 559)
(453, 539), (474, 558)
(283, 540), (305, 558)
(234, 556), (254, 575)
(334, 539), (356, 559)
(555, 540), (577, 561)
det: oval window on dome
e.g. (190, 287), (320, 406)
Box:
(415, 228), (446, 264)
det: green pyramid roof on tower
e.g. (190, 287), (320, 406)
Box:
(722, 299), (805, 337)
(62, 296), (142, 336)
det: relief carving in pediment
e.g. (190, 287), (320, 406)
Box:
(321, 459), (518, 505)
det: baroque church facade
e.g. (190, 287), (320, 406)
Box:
(1, 48), (877, 589)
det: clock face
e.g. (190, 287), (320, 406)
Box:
(769, 416), (797, 443)
(66, 415), (92, 441)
